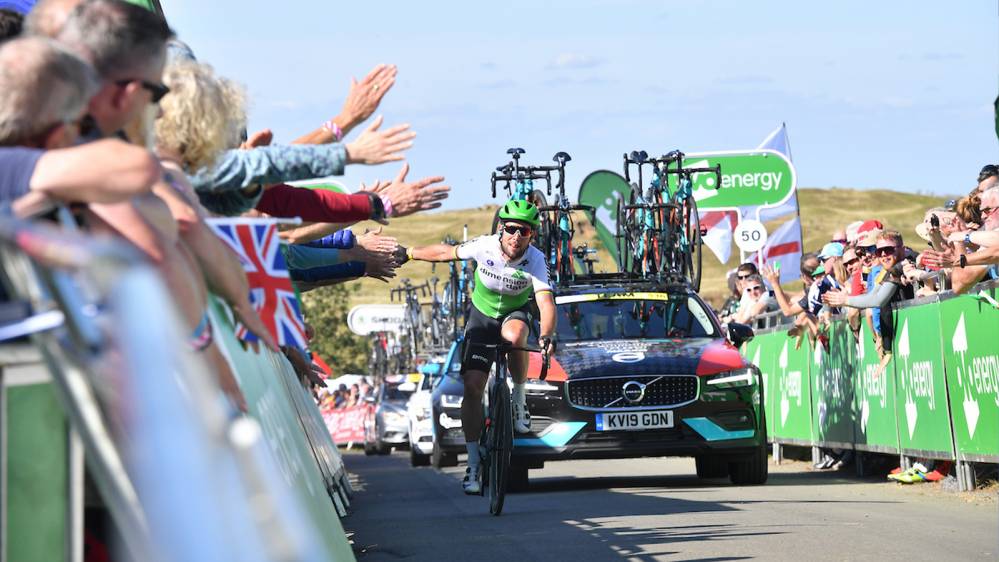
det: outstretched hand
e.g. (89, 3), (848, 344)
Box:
(345, 115), (415, 165)
(821, 288), (848, 307)
(381, 163), (450, 217)
(339, 64), (397, 132)
(232, 302), (279, 352)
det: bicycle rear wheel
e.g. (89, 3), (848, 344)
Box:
(487, 371), (512, 515)
(683, 195), (702, 291)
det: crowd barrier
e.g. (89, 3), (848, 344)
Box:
(0, 217), (358, 562)
(743, 280), (999, 490)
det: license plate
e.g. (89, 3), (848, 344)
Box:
(595, 410), (674, 431)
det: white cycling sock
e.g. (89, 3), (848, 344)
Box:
(512, 383), (526, 406)
(465, 441), (480, 468)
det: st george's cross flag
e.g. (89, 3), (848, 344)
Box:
(207, 218), (308, 349)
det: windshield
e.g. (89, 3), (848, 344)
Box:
(554, 295), (718, 342)
(382, 384), (412, 401)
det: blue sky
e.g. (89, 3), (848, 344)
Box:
(164, 0), (998, 209)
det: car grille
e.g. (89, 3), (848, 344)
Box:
(566, 375), (698, 410)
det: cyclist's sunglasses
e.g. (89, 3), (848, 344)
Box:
(502, 224), (532, 237)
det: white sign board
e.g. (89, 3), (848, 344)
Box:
(347, 304), (407, 336)
(734, 219), (768, 253)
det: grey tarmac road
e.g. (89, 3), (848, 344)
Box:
(341, 451), (997, 561)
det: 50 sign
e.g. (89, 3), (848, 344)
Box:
(734, 219), (767, 252)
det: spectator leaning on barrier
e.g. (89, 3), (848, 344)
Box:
(824, 230), (915, 370)
(924, 187), (999, 291)
(0, 37), (158, 210)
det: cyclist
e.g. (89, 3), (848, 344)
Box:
(398, 200), (556, 494)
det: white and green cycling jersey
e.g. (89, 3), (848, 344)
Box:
(455, 235), (552, 318)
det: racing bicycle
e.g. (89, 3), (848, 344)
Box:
(472, 341), (549, 515)
(489, 148), (558, 237)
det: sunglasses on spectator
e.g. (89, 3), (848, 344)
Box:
(831, 239), (847, 244)
(844, 258), (859, 268)
(875, 246), (898, 256)
(982, 206), (998, 218)
(737, 273), (753, 280)
(745, 285), (764, 293)
(116, 79), (170, 103)
(502, 224), (532, 237)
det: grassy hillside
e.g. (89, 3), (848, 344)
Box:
(343, 187), (948, 310)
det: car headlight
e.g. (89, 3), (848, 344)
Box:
(439, 412), (462, 429)
(440, 394), (463, 408)
(706, 368), (757, 389)
(385, 411), (406, 423)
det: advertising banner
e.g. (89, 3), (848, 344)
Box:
(210, 299), (355, 561)
(938, 292), (999, 461)
(811, 320), (856, 447)
(741, 333), (773, 437)
(770, 334), (814, 443)
(852, 322), (899, 453)
(322, 404), (373, 445)
(666, 150), (796, 211)
(892, 305), (954, 458)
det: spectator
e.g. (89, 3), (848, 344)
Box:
(0, 37), (157, 209)
(0, 36), (97, 149)
(976, 164), (998, 193)
(717, 270), (741, 318)
(824, 230), (915, 367)
(728, 273), (775, 326)
(0, 8), (22, 41)
(719, 262), (759, 323)
(924, 187), (999, 291)
(830, 228), (847, 245)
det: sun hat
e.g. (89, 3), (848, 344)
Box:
(856, 220), (884, 246)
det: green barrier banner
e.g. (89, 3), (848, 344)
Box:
(811, 320), (856, 446)
(939, 292), (999, 461)
(210, 300), (355, 561)
(852, 322), (899, 452)
(742, 334), (774, 437)
(6, 381), (68, 562)
(892, 305), (954, 458)
(770, 333), (814, 443)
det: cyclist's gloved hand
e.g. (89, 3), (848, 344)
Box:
(395, 245), (410, 265)
(305, 229), (356, 249)
(539, 335), (557, 357)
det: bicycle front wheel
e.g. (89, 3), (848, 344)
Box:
(487, 376), (512, 515)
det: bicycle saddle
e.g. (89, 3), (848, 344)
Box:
(553, 151), (571, 164)
(507, 147), (525, 156)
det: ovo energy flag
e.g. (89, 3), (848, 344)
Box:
(207, 218), (308, 349)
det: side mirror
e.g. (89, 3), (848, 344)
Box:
(727, 322), (755, 348)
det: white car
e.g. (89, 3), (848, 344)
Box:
(407, 372), (435, 466)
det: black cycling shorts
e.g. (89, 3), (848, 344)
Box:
(460, 303), (532, 374)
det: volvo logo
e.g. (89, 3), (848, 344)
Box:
(611, 351), (645, 363)
(622, 381), (646, 404)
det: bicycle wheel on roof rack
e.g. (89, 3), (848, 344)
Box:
(683, 194), (702, 291)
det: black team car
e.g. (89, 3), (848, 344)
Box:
(509, 279), (766, 490)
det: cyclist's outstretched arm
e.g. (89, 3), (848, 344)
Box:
(406, 243), (459, 263)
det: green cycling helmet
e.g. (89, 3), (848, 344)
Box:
(498, 199), (541, 228)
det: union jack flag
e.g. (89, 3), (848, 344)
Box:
(207, 218), (308, 349)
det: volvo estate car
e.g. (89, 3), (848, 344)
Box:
(510, 279), (766, 489)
